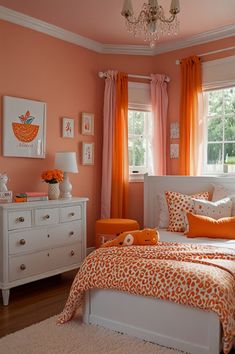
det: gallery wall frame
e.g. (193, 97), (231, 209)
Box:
(82, 142), (94, 165)
(3, 96), (46, 158)
(62, 117), (74, 138)
(81, 112), (94, 135)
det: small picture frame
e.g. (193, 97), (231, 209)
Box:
(81, 112), (94, 135)
(62, 117), (74, 138)
(170, 122), (179, 139)
(82, 142), (94, 165)
(170, 143), (179, 159)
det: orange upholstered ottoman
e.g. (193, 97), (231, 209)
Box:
(95, 218), (140, 248)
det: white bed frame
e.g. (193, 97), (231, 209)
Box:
(84, 175), (235, 354)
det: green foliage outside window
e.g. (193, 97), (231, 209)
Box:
(206, 87), (235, 169)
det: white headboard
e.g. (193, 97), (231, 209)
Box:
(144, 174), (235, 228)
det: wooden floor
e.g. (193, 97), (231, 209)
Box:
(0, 270), (77, 338)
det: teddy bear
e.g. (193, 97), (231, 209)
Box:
(101, 228), (159, 248)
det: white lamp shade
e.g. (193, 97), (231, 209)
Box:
(55, 152), (78, 173)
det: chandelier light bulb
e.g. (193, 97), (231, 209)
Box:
(121, 0), (180, 47)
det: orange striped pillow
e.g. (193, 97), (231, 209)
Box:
(186, 213), (235, 239)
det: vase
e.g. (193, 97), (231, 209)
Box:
(48, 183), (60, 200)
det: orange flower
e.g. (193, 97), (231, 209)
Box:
(41, 169), (63, 184)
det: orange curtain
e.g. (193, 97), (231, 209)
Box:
(111, 72), (129, 218)
(179, 56), (202, 175)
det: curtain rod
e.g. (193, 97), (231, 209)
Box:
(176, 45), (235, 65)
(98, 71), (170, 82)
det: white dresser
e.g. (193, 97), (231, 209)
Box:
(0, 197), (88, 305)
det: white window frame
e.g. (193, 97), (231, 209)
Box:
(128, 107), (152, 179)
(202, 87), (235, 175)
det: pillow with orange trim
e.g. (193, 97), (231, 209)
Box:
(165, 190), (209, 232)
(186, 212), (235, 239)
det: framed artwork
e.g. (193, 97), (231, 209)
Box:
(62, 117), (74, 138)
(170, 143), (179, 159)
(82, 142), (94, 165)
(3, 96), (46, 158)
(81, 112), (94, 135)
(170, 122), (180, 139)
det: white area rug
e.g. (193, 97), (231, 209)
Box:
(0, 309), (184, 354)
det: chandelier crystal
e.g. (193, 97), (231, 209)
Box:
(121, 0), (180, 47)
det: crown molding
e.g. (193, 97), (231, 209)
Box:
(101, 44), (154, 56)
(152, 24), (235, 55)
(0, 5), (102, 53)
(0, 5), (234, 57)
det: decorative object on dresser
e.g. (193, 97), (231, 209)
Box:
(0, 197), (88, 306)
(0, 173), (12, 203)
(41, 169), (63, 200)
(54, 152), (78, 199)
(2, 96), (46, 158)
(15, 192), (48, 202)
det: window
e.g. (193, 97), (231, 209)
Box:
(203, 87), (235, 174)
(128, 109), (152, 175)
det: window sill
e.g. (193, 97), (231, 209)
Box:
(129, 174), (144, 182)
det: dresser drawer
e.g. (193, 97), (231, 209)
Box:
(9, 221), (82, 255)
(49, 244), (82, 269)
(34, 208), (59, 226)
(8, 210), (32, 230)
(60, 205), (81, 222)
(9, 244), (82, 281)
(9, 250), (51, 281)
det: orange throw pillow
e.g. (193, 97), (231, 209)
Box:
(186, 213), (235, 239)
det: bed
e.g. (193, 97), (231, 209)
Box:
(59, 175), (235, 354)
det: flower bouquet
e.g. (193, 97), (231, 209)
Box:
(41, 169), (63, 184)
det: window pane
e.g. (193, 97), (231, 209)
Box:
(128, 140), (134, 166)
(128, 111), (134, 135)
(224, 143), (235, 164)
(207, 117), (223, 141)
(224, 87), (235, 115)
(208, 90), (223, 116)
(224, 116), (235, 141)
(207, 143), (222, 164)
(134, 138), (146, 166)
(134, 111), (144, 135)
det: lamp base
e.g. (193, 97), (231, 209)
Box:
(59, 172), (72, 199)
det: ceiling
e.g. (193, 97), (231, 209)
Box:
(0, 0), (234, 51)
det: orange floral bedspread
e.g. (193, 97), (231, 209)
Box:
(58, 242), (235, 354)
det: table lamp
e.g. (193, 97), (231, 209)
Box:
(54, 152), (78, 198)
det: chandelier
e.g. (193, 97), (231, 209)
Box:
(121, 0), (180, 47)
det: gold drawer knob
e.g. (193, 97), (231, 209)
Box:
(69, 231), (74, 236)
(69, 212), (75, 217)
(44, 214), (50, 219)
(71, 250), (75, 256)
(17, 217), (25, 223)
(20, 264), (26, 270)
(19, 239), (26, 245)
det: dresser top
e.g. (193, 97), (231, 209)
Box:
(0, 197), (89, 209)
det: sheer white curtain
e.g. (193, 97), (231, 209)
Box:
(100, 71), (117, 219)
(150, 74), (168, 175)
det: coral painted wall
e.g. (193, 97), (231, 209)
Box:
(0, 18), (234, 242)
(0, 20), (104, 247)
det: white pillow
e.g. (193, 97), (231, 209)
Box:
(192, 197), (232, 219)
(158, 193), (169, 229)
(212, 184), (235, 216)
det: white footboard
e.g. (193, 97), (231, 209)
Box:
(83, 289), (221, 354)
